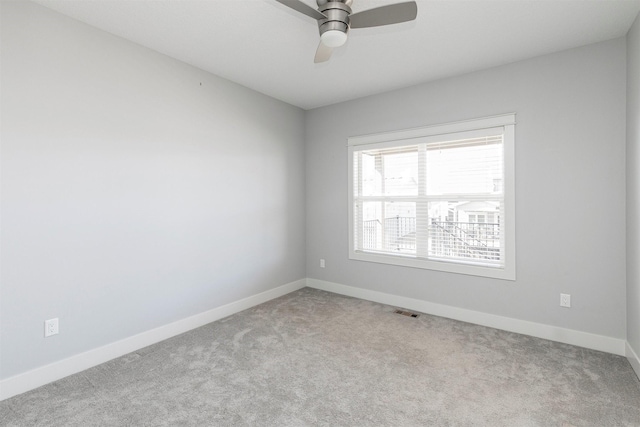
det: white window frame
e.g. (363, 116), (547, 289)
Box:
(348, 114), (516, 280)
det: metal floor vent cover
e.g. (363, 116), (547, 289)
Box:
(394, 309), (419, 318)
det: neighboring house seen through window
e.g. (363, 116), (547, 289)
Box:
(348, 114), (516, 280)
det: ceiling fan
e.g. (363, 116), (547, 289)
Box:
(275, 0), (418, 63)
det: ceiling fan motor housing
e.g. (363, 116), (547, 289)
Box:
(275, 0), (418, 62)
(317, 1), (352, 37)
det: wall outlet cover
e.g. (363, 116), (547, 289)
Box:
(45, 318), (59, 337)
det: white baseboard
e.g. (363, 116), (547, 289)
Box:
(0, 279), (306, 401)
(307, 278), (626, 356)
(2, 278), (629, 402)
(627, 342), (640, 380)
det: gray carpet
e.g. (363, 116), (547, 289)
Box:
(2, 288), (640, 426)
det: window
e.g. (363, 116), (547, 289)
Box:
(348, 114), (515, 280)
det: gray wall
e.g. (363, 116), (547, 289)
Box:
(628, 13), (640, 358)
(306, 38), (627, 339)
(0, 1), (306, 379)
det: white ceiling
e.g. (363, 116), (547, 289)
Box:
(32, 0), (640, 110)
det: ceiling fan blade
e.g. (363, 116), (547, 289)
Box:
(275, 0), (327, 21)
(349, 2), (417, 29)
(314, 42), (333, 63)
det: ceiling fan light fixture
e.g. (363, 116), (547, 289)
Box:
(275, 0), (418, 62)
(320, 29), (347, 47)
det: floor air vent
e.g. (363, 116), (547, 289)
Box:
(394, 309), (419, 318)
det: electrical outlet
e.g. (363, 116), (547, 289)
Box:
(45, 318), (59, 337)
(560, 294), (571, 308)
(320, 259), (325, 268)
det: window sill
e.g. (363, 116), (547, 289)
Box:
(349, 250), (516, 281)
